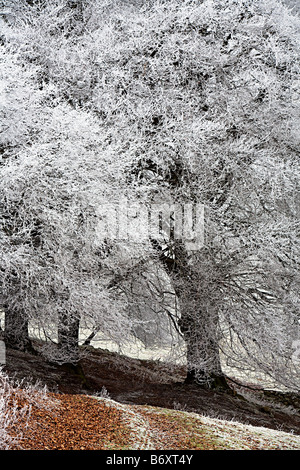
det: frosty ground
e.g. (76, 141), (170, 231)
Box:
(3, 339), (300, 450)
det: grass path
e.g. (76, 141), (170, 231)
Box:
(95, 396), (300, 450)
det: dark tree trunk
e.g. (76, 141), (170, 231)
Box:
(177, 302), (228, 390)
(57, 312), (87, 384)
(57, 311), (80, 365)
(156, 241), (229, 390)
(4, 308), (34, 352)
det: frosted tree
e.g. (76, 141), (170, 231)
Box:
(0, 33), (140, 362)
(1, 0), (300, 391)
(68, 0), (299, 390)
(97, 0), (299, 390)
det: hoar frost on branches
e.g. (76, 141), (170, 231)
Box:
(0, 49), (141, 362)
(0, 0), (300, 390)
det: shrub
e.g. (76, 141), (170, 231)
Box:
(0, 368), (30, 449)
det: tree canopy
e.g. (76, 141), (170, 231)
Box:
(0, 0), (299, 390)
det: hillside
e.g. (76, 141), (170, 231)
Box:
(6, 391), (300, 451)
(3, 342), (300, 451)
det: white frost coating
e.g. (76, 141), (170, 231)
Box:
(0, 0), (299, 389)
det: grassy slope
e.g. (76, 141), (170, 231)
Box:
(95, 396), (300, 450)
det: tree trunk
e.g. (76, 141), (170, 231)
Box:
(177, 301), (228, 390)
(4, 308), (34, 352)
(57, 311), (80, 365)
(157, 241), (229, 390)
